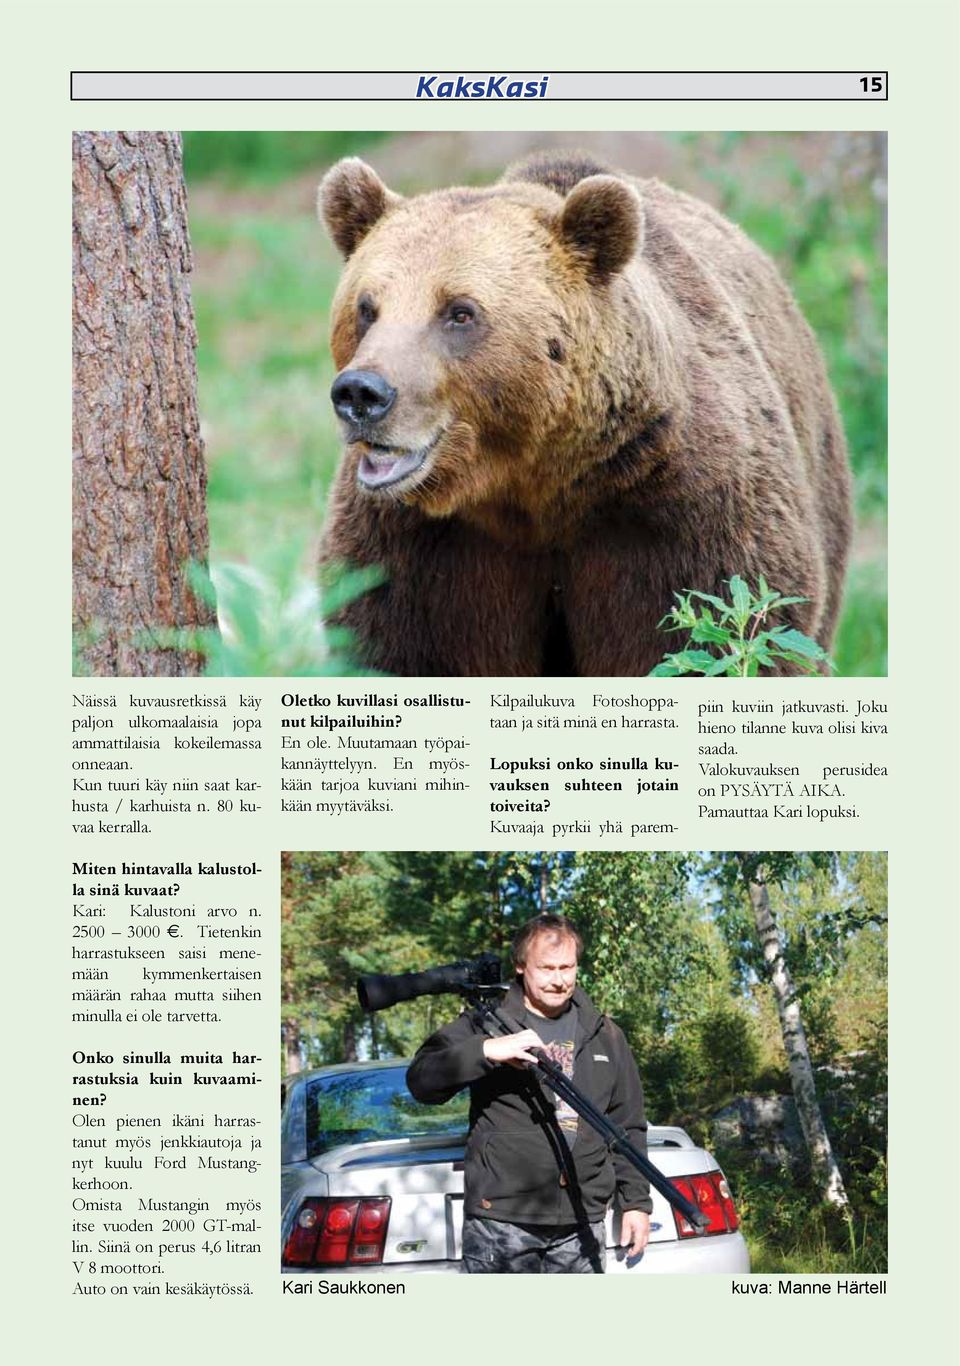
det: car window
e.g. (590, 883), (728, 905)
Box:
(305, 1067), (470, 1159)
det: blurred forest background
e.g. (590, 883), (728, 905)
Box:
(183, 131), (887, 677)
(282, 849), (887, 1273)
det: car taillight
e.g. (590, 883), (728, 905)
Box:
(315, 1200), (359, 1264)
(714, 1172), (740, 1231)
(283, 1197), (391, 1267)
(351, 1199), (390, 1262)
(671, 1171), (740, 1238)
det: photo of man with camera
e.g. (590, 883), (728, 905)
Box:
(406, 914), (653, 1274)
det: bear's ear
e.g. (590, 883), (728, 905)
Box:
(558, 175), (643, 280)
(318, 158), (402, 258)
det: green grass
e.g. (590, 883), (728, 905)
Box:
(746, 1222), (887, 1275)
(183, 131), (388, 185)
(720, 1150), (887, 1274)
(834, 553), (888, 677)
(193, 212), (342, 573)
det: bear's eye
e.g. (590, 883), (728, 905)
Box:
(445, 300), (477, 329)
(356, 295), (378, 336)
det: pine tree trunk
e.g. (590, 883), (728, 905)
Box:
(72, 131), (216, 676)
(369, 1012), (380, 1061)
(488, 856), (505, 955)
(283, 1019), (303, 1077)
(743, 865), (849, 1208)
(280, 854), (302, 1075)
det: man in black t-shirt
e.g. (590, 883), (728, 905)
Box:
(523, 1001), (580, 1147)
(407, 914), (652, 1273)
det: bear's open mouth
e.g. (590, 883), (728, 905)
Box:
(354, 431), (443, 491)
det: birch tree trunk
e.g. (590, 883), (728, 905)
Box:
(73, 130), (216, 676)
(742, 859), (849, 1208)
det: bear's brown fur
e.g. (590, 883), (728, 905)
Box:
(317, 152), (852, 676)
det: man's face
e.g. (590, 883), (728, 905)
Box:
(520, 932), (579, 1018)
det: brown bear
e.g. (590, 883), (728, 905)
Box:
(317, 152), (852, 676)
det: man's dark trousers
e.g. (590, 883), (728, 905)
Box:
(461, 1214), (606, 1273)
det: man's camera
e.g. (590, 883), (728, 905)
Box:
(356, 952), (504, 1013)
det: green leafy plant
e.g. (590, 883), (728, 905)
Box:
(649, 575), (833, 677)
(139, 543), (385, 676)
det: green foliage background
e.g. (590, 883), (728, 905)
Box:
(184, 130), (887, 676)
(282, 849), (887, 1273)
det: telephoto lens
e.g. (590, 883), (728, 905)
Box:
(356, 953), (503, 1012)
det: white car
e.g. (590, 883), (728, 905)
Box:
(282, 1061), (750, 1273)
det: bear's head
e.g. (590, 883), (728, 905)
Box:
(319, 158), (665, 538)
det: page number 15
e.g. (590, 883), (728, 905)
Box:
(859, 75), (885, 94)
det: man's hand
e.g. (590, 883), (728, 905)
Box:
(619, 1209), (650, 1259)
(482, 1030), (544, 1069)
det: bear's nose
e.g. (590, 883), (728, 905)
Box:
(331, 369), (397, 427)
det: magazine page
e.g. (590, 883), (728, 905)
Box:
(6, 1), (959, 1362)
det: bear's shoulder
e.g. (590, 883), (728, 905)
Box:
(502, 150), (617, 197)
